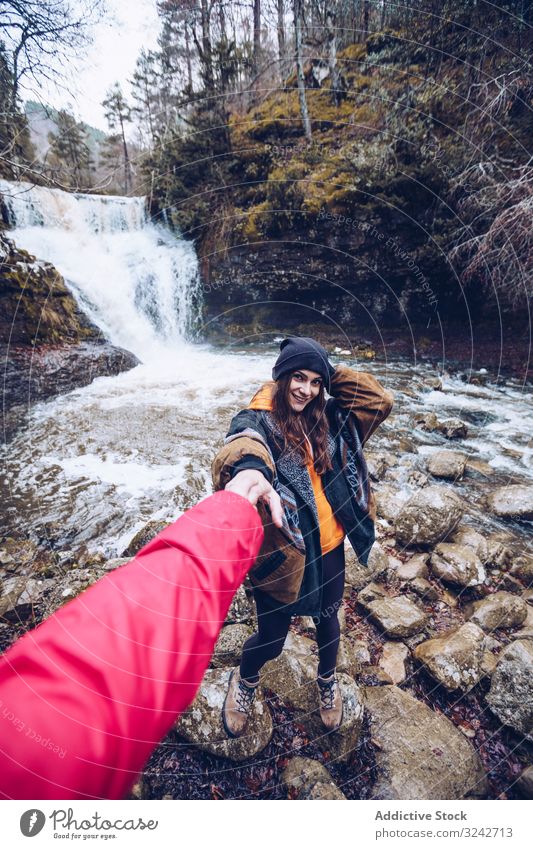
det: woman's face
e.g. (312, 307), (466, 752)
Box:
(288, 369), (323, 413)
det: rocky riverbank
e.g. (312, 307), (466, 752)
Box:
(1, 375), (532, 800)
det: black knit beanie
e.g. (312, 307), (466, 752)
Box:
(272, 337), (335, 391)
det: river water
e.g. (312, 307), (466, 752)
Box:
(1, 181), (532, 558)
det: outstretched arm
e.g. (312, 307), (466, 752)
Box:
(0, 491), (264, 800)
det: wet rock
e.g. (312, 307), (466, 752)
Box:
(408, 577), (441, 601)
(396, 554), (429, 581)
(175, 667), (273, 761)
(344, 541), (388, 590)
(282, 757), (346, 800)
(450, 526), (489, 564)
(0, 576), (32, 619)
(485, 536), (513, 569)
(121, 521), (169, 557)
(486, 641), (533, 740)
(211, 624), (254, 668)
(364, 685), (487, 799)
(374, 486), (406, 522)
(438, 419), (469, 439)
(486, 486), (533, 521)
(358, 665), (393, 686)
(465, 458), (494, 478)
(516, 766), (533, 799)
(414, 623), (485, 691)
(225, 585), (255, 625)
(365, 453), (389, 481)
(395, 487), (463, 547)
(351, 639), (371, 665)
(103, 557), (130, 572)
(511, 556), (533, 587)
(513, 605), (533, 640)
(379, 642), (409, 684)
(46, 568), (106, 614)
(0, 575), (57, 620)
(262, 633), (364, 762)
(430, 543), (486, 587)
(413, 411), (440, 432)
(522, 589), (533, 605)
(303, 781), (347, 800)
(0, 538), (38, 572)
(427, 450), (467, 480)
(467, 592), (528, 632)
(366, 595), (428, 638)
(357, 581), (388, 608)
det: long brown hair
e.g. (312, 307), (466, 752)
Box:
(271, 373), (333, 475)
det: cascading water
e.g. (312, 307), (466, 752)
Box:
(0, 179), (201, 359)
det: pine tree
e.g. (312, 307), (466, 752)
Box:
(102, 83), (133, 194)
(47, 109), (93, 188)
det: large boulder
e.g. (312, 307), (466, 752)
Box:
(364, 686), (487, 799)
(395, 487), (463, 547)
(282, 757), (346, 800)
(427, 451), (467, 480)
(262, 632), (364, 762)
(366, 596), (428, 638)
(175, 667), (273, 761)
(430, 543), (486, 587)
(414, 623), (485, 691)
(467, 592), (528, 633)
(486, 486), (533, 521)
(486, 640), (533, 740)
(210, 624), (254, 668)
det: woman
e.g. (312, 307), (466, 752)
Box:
(212, 336), (393, 738)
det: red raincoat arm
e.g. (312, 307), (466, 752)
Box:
(0, 491), (263, 800)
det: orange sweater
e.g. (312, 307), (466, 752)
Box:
(248, 383), (345, 555)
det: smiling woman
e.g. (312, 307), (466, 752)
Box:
(212, 335), (394, 741)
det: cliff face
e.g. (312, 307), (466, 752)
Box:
(0, 231), (100, 346)
(147, 32), (531, 339)
(0, 231), (139, 427)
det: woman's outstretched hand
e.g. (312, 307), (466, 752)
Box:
(225, 470), (283, 528)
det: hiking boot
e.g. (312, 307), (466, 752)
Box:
(317, 672), (343, 732)
(222, 667), (258, 738)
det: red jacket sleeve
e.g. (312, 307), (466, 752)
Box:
(0, 491), (263, 800)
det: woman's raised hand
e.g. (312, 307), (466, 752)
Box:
(224, 470), (283, 528)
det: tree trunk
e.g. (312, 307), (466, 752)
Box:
(363, 0), (370, 36)
(200, 0), (214, 93)
(326, 6), (341, 106)
(277, 0), (286, 78)
(184, 22), (193, 90)
(293, 0), (312, 140)
(119, 115), (131, 195)
(253, 0), (261, 75)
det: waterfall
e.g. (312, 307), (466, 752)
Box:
(0, 180), (201, 360)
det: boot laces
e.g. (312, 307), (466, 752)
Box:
(318, 676), (337, 711)
(235, 679), (256, 714)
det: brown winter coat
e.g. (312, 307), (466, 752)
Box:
(212, 366), (394, 609)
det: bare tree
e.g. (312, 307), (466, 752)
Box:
(0, 1), (106, 107)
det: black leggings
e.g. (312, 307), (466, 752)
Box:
(240, 543), (345, 683)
